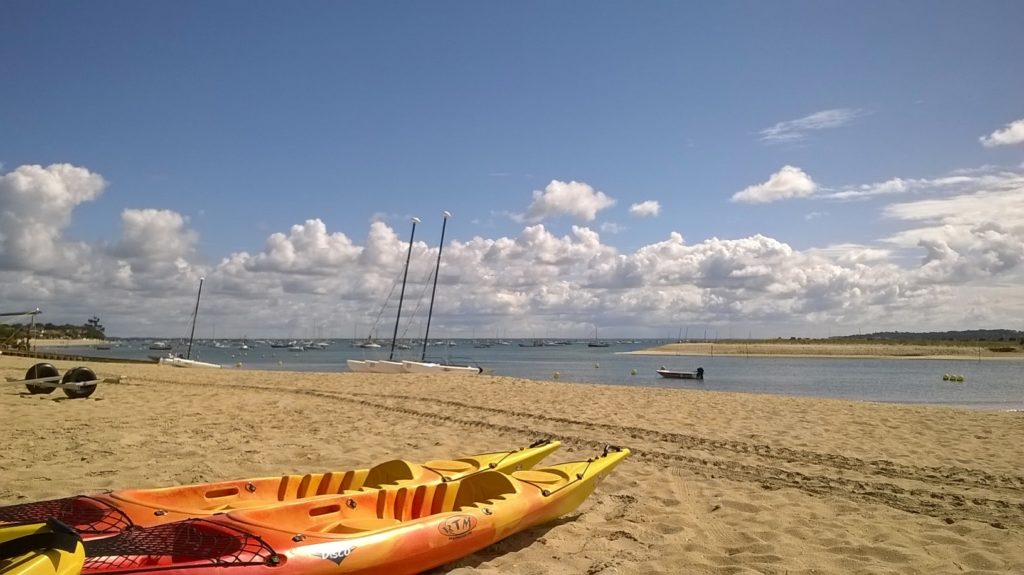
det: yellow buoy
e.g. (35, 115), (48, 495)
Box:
(942, 374), (950, 381)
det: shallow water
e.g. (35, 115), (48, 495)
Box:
(48, 339), (1024, 410)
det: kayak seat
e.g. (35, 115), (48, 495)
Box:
(423, 459), (477, 477)
(363, 460), (420, 489)
(452, 472), (517, 512)
(511, 469), (571, 488)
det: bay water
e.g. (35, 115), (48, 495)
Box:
(50, 339), (1023, 411)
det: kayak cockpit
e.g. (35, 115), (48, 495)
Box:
(109, 460), (435, 516)
(228, 471), (523, 536)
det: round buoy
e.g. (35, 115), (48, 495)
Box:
(24, 363), (59, 395)
(955, 375), (964, 382)
(594, 363), (600, 369)
(942, 374), (950, 381)
(236, 362), (243, 368)
(61, 366), (98, 399)
(553, 371), (560, 379)
(630, 368), (637, 376)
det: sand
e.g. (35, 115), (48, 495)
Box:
(3, 355), (1023, 574)
(635, 341), (1024, 361)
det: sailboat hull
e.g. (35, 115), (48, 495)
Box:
(158, 356), (221, 369)
(346, 360), (410, 373)
(366, 361), (408, 374)
(402, 361), (481, 375)
(345, 360), (375, 373)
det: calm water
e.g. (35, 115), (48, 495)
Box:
(50, 339), (1024, 410)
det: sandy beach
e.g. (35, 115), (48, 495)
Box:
(3, 355), (1023, 574)
(635, 341), (1024, 361)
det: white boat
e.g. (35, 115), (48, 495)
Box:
(349, 359), (412, 373)
(346, 359), (376, 372)
(158, 354), (221, 369)
(157, 278), (219, 369)
(402, 360), (482, 374)
(656, 367), (704, 380)
(369, 360), (409, 373)
(148, 341), (172, 350)
(406, 212), (482, 376)
(349, 217), (422, 375)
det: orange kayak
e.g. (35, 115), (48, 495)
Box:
(0, 440), (559, 540)
(79, 447), (630, 575)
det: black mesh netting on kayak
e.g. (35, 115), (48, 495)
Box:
(0, 496), (133, 536)
(82, 519), (277, 571)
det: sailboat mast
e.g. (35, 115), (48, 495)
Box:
(187, 277), (204, 360)
(421, 211), (450, 361)
(389, 217), (420, 361)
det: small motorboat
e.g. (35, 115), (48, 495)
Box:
(656, 366), (704, 380)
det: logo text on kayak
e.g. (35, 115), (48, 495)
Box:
(439, 514), (477, 539)
(315, 544), (355, 565)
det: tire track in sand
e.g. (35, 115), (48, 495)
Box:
(141, 377), (1024, 529)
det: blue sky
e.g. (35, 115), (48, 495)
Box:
(2, 1), (1023, 339)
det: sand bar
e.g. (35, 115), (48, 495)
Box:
(3, 355), (1023, 574)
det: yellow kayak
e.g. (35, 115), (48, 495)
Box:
(0, 520), (84, 575)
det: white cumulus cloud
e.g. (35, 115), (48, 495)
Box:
(2, 162), (1023, 338)
(629, 200), (661, 217)
(731, 166), (817, 204)
(882, 171), (1024, 284)
(0, 163), (106, 271)
(245, 219), (362, 274)
(980, 119), (1024, 147)
(114, 209), (199, 260)
(517, 180), (616, 223)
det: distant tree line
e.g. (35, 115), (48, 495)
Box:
(831, 329), (1024, 344)
(0, 316), (106, 344)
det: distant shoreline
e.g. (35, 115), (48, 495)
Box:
(629, 342), (1024, 361)
(20, 338), (106, 348)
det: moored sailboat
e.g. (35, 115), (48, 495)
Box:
(347, 218), (420, 374)
(402, 211), (483, 375)
(158, 277), (221, 369)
